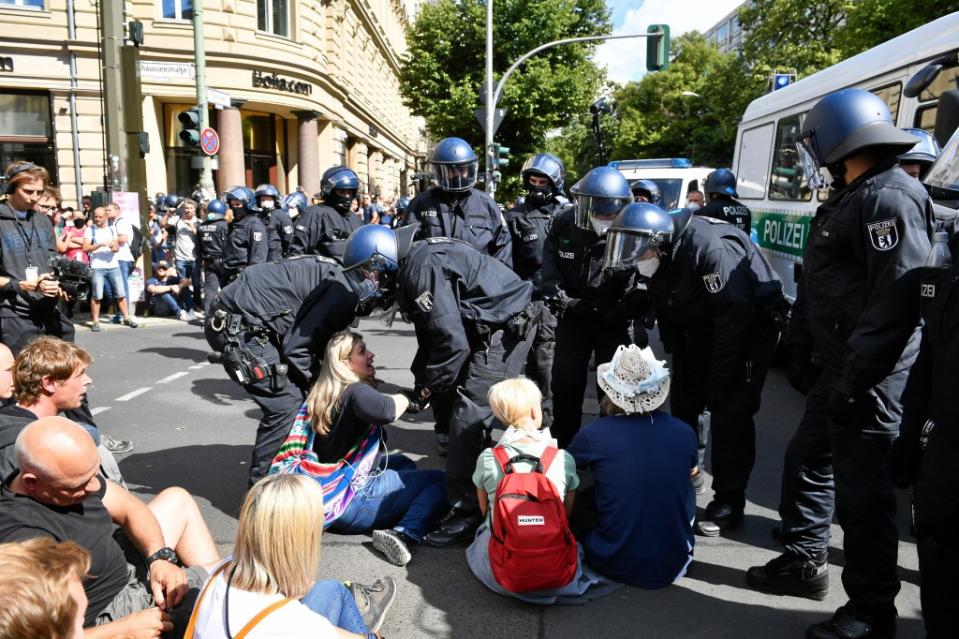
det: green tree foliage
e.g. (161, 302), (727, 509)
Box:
(838, 0), (959, 55)
(400, 0), (611, 196)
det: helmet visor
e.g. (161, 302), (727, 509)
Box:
(432, 162), (478, 191)
(796, 139), (826, 189)
(604, 230), (655, 270)
(923, 127), (959, 197)
(573, 193), (629, 229)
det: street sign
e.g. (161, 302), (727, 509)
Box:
(199, 127), (220, 156)
(475, 108), (506, 135)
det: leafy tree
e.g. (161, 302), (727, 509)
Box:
(400, 0), (611, 198)
(838, 0), (959, 55)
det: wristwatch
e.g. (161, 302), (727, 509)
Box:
(146, 547), (181, 567)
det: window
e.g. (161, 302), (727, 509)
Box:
(915, 104), (937, 133)
(161, 0), (193, 20)
(716, 23), (729, 45)
(919, 66), (959, 103)
(0, 91), (55, 180)
(870, 83), (902, 123)
(257, 0), (289, 37)
(242, 112), (278, 187)
(736, 123), (774, 199)
(732, 15), (741, 35)
(769, 114), (813, 202)
(0, 0), (44, 9)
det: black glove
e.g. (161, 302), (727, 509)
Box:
(827, 390), (858, 428)
(547, 290), (580, 319)
(786, 345), (816, 395)
(887, 434), (923, 489)
(402, 387), (431, 414)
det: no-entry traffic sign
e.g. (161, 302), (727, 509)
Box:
(200, 128), (220, 156)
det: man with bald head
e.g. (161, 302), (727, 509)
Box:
(0, 342), (13, 401)
(0, 417), (219, 638)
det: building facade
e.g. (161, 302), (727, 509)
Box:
(704, 2), (748, 55)
(0, 0), (427, 204)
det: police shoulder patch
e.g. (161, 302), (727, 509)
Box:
(252, 232), (263, 242)
(283, 225), (293, 234)
(703, 273), (724, 293)
(414, 290), (434, 313)
(866, 218), (899, 251)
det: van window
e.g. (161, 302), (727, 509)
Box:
(736, 123), (773, 199)
(920, 67), (959, 102)
(916, 104), (937, 133)
(870, 83), (902, 122)
(769, 114), (813, 202)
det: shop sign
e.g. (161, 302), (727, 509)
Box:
(0, 57), (12, 73)
(252, 70), (312, 96)
(140, 61), (196, 82)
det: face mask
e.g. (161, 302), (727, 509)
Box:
(591, 218), (613, 236)
(636, 255), (661, 278)
(260, 199), (275, 210)
(686, 202), (701, 211)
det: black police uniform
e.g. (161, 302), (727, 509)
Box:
(504, 198), (566, 424)
(542, 209), (648, 448)
(779, 162), (933, 616)
(396, 238), (535, 511)
(288, 203), (363, 262)
(197, 217), (229, 316)
(260, 208), (295, 261)
(697, 196), (752, 236)
(407, 188), (512, 267)
(648, 215), (783, 510)
(222, 213), (268, 284)
(896, 259), (959, 637)
(0, 202), (97, 427)
(205, 255), (359, 483)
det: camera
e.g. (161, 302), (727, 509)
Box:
(48, 255), (92, 301)
(589, 97), (612, 115)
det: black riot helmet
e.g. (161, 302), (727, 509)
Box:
(898, 128), (942, 180)
(630, 179), (662, 205)
(430, 137), (478, 192)
(703, 169), (739, 199)
(320, 167), (360, 212)
(522, 153), (566, 198)
(604, 202), (674, 270)
(569, 166), (632, 236)
(796, 88), (918, 188)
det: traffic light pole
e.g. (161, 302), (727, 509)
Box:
(482, 30), (664, 193)
(99, 0), (127, 191)
(192, 0), (213, 192)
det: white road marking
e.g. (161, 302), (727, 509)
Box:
(115, 387), (151, 402)
(91, 406), (111, 415)
(189, 363), (208, 370)
(157, 371), (189, 384)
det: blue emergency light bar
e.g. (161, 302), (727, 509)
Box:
(608, 158), (692, 169)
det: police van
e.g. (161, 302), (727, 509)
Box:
(731, 11), (959, 301)
(608, 158), (713, 210)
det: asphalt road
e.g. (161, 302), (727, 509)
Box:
(75, 318), (925, 638)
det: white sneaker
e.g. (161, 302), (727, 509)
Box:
(186, 311), (198, 321)
(372, 529), (414, 567)
(178, 310), (189, 321)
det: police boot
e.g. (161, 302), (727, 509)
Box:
(694, 500), (743, 537)
(745, 551), (828, 601)
(806, 605), (896, 639)
(423, 508), (482, 548)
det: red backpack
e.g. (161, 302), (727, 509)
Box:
(488, 446), (578, 593)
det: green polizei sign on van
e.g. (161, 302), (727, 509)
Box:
(754, 210), (811, 258)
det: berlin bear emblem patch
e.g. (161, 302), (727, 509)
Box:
(414, 290), (434, 313)
(866, 218), (899, 251)
(703, 273), (724, 293)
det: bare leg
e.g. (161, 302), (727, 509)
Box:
(90, 299), (100, 324)
(118, 297), (130, 320)
(147, 487), (220, 567)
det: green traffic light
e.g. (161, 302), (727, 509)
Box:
(646, 24), (671, 72)
(178, 108), (201, 148)
(179, 130), (200, 146)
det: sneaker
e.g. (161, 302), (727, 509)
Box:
(691, 468), (706, 495)
(186, 310), (198, 322)
(372, 529), (415, 567)
(101, 435), (134, 454)
(746, 551), (829, 600)
(347, 577), (396, 634)
(178, 309), (190, 321)
(123, 318), (138, 328)
(90, 322), (102, 332)
(110, 314), (122, 325)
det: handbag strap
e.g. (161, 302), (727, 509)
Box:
(183, 562), (292, 639)
(233, 599), (292, 639)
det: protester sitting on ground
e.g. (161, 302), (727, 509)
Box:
(0, 416), (221, 637)
(187, 474), (392, 638)
(0, 537), (91, 639)
(145, 261), (195, 320)
(567, 344), (698, 588)
(466, 377), (619, 604)
(0, 337), (132, 476)
(271, 330), (447, 567)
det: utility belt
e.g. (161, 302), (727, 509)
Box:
(467, 302), (542, 348)
(208, 305), (288, 388)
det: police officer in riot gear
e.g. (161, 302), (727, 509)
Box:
(605, 203), (785, 536)
(542, 166), (645, 448)
(406, 137), (512, 266)
(282, 191), (308, 220)
(198, 198), (229, 317)
(222, 186), (268, 283)
(698, 169), (752, 235)
(205, 254), (372, 484)
(898, 128), (941, 180)
(342, 224), (536, 547)
(745, 89), (933, 639)
(504, 152), (568, 425)
(289, 166), (362, 262)
(630, 179), (662, 205)
(254, 184), (294, 260)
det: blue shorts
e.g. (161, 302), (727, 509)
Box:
(91, 267), (125, 301)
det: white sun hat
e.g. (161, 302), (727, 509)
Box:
(597, 344), (671, 414)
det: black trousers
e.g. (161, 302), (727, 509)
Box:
(445, 326), (537, 511)
(550, 313), (630, 448)
(411, 322), (456, 436)
(669, 326), (778, 509)
(201, 265), (222, 317)
(0, 309), (97, 428)
(204, 322), (304, 485)
(778, 365), (903, 615)
(916, 508), (959, 638)
(524, 301), (556, 424)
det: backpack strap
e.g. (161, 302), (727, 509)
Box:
(538, 446), (559, 474)
(234, 599), (292, 639)
(183, 563), (292, 639)
(492, 446), (511, 474)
